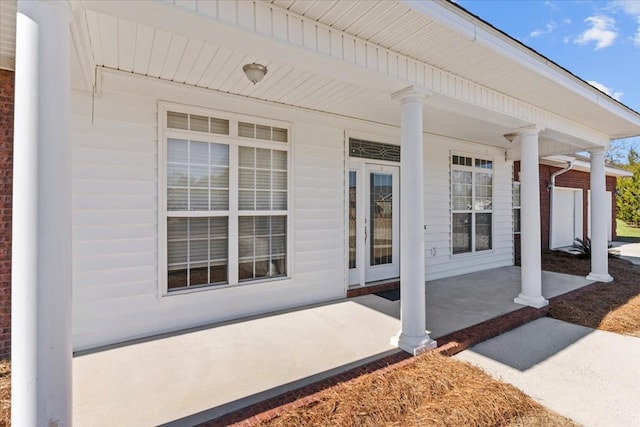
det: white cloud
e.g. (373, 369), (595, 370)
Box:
(544, 1), (559, 11)
(529, 21), (558, 37)
(574, 15), (618, 49)
(610, 0), (640, 16)
(563, 17), (572, 24)
(635, 17), (640, 46)
(587, 80), (624, 100)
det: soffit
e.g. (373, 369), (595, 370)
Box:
(0, 0), (16, 70)
(270, 0), (640, 139)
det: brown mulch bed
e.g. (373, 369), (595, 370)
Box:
(263, 351), (575, 427)
(0, 359), (9, 427)
(542, 251), (640, 337)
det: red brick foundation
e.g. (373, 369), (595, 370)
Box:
(0, 69), (14, 356)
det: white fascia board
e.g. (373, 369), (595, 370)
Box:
(401, 0), (640, 130)
(541, 156), (633, 177)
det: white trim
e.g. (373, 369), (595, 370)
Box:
(450, 151), (495, 257)
(157, 101), (293, 296)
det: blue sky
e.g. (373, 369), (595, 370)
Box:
(457, 0), (640, 162)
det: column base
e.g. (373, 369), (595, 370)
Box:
(586, 272), (614, 283)
(391, 332), (437, 356)
(514, 294), (549, 308)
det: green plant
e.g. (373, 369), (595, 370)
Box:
(572, 237), (591, 259)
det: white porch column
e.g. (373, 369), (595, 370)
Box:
(587, 148), (614, 282)
(514, 127), (549, 308)
(390, 86), (436, 355)
(12, 1), (72, 426)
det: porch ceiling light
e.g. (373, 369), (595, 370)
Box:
(242, 63), (268, 84)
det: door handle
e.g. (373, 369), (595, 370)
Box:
(364, 224), (367, 243)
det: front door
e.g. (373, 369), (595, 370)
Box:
(349, 161), (400, 285)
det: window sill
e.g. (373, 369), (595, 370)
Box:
(162, 275), (293, 298)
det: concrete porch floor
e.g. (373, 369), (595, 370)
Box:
(73, 266), (592, 426)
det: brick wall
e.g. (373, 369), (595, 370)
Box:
(0, 69), (13, 356)
(514, 161), (617, 257)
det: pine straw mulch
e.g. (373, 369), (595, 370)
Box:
(542, 251), (640, 337)
(0, 358), (9, 427)
(263, 351), (575, 427)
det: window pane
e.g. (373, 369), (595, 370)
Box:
(273, 171), (287, 190)
(256, 191), (271, 210)
(256, 124), (271, 140)
(272, 150), (287, 170)
(167, 188), (188, 211)
(239, 190), (255, 210)
(370, 172), (393, 266)
(209, 190), (228, 210)
(190, 165), (209, 187)
(167, 163), (188, 187)
(475, 172), (492, 210)
(167, 217), (228, 291)
(167, 112), (188, 129)
(452, 170), (472, 210)
(238, 122), (255, 138)
(238, 216), (287, 281)
(256, 148), (271, 169)
(210, 118), (229, 135)
(191, 141), (209, 164)
(256, 170), (271, 189)
(452, 213), (471, 254)
(211, 143), (229, 165)
(349, 171), (357, 269)
(513, 209), (521, 233)
(189, 189), (209, 210)
(239, 146), (255, 167)
(210, 167), (229, 188)
(476, 213), (492, 251)
(239, 169), (255, 189)
(190, 115), (209, 132)
(513, 182), (521, 207)
(272, 127), (288, 143)
(272, 192), (287, 210)
(168, 139), (188, 163)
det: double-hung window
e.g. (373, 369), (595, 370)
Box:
(451, 154), (493, 255)
(162, 107), (290, 293)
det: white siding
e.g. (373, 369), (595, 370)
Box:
(71, 75), (350, 351)
(71, 71), (516, 350)
(423, 135), (514, 280)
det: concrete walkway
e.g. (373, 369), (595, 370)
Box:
(455, 317), (640, 427)
(610, 241), (640, 265)
(73, 267), (592, 426)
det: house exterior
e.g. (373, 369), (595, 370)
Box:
(513, 157), (633, 257)
(3, 0), (640, 424)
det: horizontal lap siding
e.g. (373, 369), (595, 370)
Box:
(71, 79), (347, 351)
(424, 136), (513, 280)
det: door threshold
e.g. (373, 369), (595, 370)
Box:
(347, 278), (400, 298)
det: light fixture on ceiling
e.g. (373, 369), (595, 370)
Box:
(242, 63), (268, 84)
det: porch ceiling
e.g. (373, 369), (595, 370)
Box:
(5, 0), (635, 154)
(78, 3), (534, 151)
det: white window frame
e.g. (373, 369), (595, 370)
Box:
(513, 181), (521, 234)
(450, 152), (494, 257)
(158, 102), (293, 296)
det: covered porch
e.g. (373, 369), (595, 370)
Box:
(73, 267), (592, 426)
(8, 0), (640, 425)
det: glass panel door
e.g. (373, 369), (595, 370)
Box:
(365, 164), (399, 283)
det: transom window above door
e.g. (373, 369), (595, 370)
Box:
(451, 154), (493, 255)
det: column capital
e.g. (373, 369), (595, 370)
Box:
(589, 147), (606, 157)
(391, 85), (432, 103)
(504, 125), (544, 142)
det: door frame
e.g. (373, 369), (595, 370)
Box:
(347, 158), (400, 286)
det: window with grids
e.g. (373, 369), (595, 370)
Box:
(164, 111), (288, 292)
(451, 155), (493, 255)
(513, 182), (521, 234)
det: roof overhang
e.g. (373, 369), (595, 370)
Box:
(541, 155), (634, 177)
(3, 0), (639, 157)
